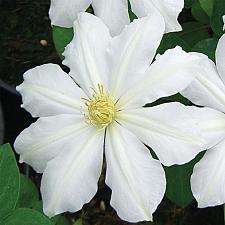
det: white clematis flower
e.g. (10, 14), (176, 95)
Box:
(15, 12), (204, 222)
(49, 0), (184, 35)
(181, 34), (225, 208)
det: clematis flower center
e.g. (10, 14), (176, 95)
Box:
(84, 84), (116, 127)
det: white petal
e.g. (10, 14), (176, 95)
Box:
(130, 0), (183, 33)
(117, 47), (200, 109)
(92, 0), (129, 36)
(41, 126), (104, 217)
(63, 13), (111, 97)
(14, 114), (89, 173)
(216, 34), (225, 84)
(49, 0), (92, 28)
(16, 64), (84, 117)
(191, 139), (225, 207)
(223, 15), (225, 30)
(105, 122), (166, 222)
(181, 53), (225, 113)
(117, 103), (205, 166)
(187, 106), (225, 149)
(109, 13), (165, 100)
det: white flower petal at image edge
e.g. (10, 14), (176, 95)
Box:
(49, 0), (130, 36)
(191, 139), (225, 207)
(223, 15), (225, 30)
(15, 12), (206, 222)
(181, 34), (225, 207)
(187, 107), (225, 208)
(49, 0), (184, 35)
(129, 0), (184, 33)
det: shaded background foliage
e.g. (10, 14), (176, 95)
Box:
(0, 0), (225, 225)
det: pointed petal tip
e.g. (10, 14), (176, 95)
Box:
(197, 202), (204, 208)
(143, 212), (153, 222)
(195, 196), (214, 208)
(16, 85), (22, 91)
(19, 158), (24, 164)
(174, 45), (182, 50)
(115, 207), (153, 223)
(174, 24), (182, 32)
(43, 207), (56, 219)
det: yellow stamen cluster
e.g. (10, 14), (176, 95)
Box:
(84, 84), (116, 127)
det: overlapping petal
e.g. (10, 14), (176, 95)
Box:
(92, 0), (129, 36)
(14, 114), (88, 173)
(49, 0), (183, 35)
(187, 106), (225, 149)
(117, 103), (205, 166)
(130, 0), (184, 33)
(181, 34), (225, 209)
(191, 139), (225, 207)
(117, 47), (200, 109)
(63, 13), (111, 97)
(181, 53), (225, 113)
(49, 0), (129, 36)
(216, 34), (225, 83)
(108, 12), (165, 100)
(49, 0), (92, 28)
(41, 126), (104, 217)
(105, 122), (166, 222)
(16, 64), (84, 117)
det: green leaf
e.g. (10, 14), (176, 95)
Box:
(191, 1), (210, 24)
(165, 152), (204, 208)
(4, 208), (53, 225)
(128, 0), (137, 22)
(199, 0), (215, 16)
(179, 22), (210, 47)
(0, 144), (20, 221)
(52, 26), (74, 60)
(57, 216), (70, 225)
(185, 0), (197, 8)
(157, 33), (190, 54)
(145, 93), (192, 108)
(192, 38), (218, 61)
(29, 200), (60, 225)
(30, 200), (43, 212)
(210, 0), (225, 36)
(16, 175), (39, 208)
(73, 219), (82, 225)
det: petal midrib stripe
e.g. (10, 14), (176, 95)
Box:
(22, 83), (82, 111)
(108, 127), (152, 219)
(47, 130), (102, 214)
(21, 122), (87, 159)
(120, 113), (204, 145)
(196, 75), (225, 109)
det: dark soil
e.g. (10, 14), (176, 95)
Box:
(0, 1), (224, 225)
(0, 0), (60, 86)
